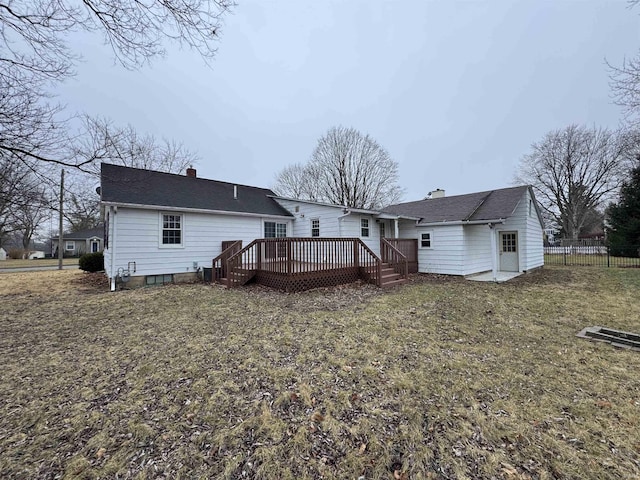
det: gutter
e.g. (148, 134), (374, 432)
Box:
(337, 210), (351, 236)
(100, 202), (293, 220)
(417, 218), (506, 227)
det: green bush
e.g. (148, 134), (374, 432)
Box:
(79, 252), (104, 272)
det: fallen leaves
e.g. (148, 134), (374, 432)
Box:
(310, 411), (324, 423)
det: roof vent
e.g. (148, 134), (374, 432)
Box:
(233, 185), (238, 200)
(429, 188), (445, 199)
(186, 167), (196, 178)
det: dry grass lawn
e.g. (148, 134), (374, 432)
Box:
(0, 258), (78, 270)
(1, 267), (639, 479)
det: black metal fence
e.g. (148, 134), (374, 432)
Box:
(544, 245), (640, 268)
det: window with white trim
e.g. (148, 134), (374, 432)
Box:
(311, 218), (320, 237)
(420, 232), (432, 248)
(161, 213), (183, 246)
(361, 218), (370, 237)
(65, 241), (75, 251)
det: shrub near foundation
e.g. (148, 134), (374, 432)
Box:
(78, 252), (104, 272)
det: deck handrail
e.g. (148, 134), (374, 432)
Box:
(381, 238), (408, 279)
(225, 239), (260, 288)
(356, 239), (382, 287)
(382, 238), (418, 273)
(212, 240), (242, 281)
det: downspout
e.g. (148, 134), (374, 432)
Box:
(489, 223), (497, 282)
(337, 210), (351, 237)
(110, 206), (117, 292)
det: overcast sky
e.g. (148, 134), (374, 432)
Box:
(56, 0), (640, 203)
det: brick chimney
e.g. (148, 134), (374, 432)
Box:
(430, 188), (445, 198)
(186, 167), (196, 178)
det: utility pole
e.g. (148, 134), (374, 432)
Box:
(58, 170), (64, 270)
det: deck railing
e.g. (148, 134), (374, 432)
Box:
(381, 238), (409, 279)
(222, 237), (383, 288)
(225, 239), (260, 287)
(212, 240), (242, 282)
(356, 240), (382, 287)
(381, 238), (418, 273)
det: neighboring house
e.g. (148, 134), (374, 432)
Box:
(53, 226), (104, 257)
(101, 163), (544, 290)
(383, 186), (545, 278)
(0, 247), (6, 261)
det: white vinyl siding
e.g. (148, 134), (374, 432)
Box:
(340, 214), (379, 255)
(272, 199), (381, 256)
(520, 190), (544, 270)
(273, 199), (342, 238)
(415, 225), (465, 275)
(107, 207), (288, 278)
(462, 224), (493, 275)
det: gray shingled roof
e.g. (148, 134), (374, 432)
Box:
(383, 186), (530, 224)
(62, 226), (104, 240)
(101, 163), (293, 217)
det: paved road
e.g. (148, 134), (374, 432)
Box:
(0, 265), (79, 273)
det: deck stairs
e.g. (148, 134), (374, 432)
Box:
(217, 268), (256, 287)
(378, 262), (408, 288)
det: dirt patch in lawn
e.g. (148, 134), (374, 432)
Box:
(1, 266), (639, 479)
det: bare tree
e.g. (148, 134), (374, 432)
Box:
(59, 115), (197, 231)
(74, 115), (199, 175)
(62, 171), (101, 232)
(272, 162), (320, 201)
(274, 126), (404, 209)
(516, 125), (630, 240)
(0, 155), (51, 248)
(608, 1), (640, 126)
(12, 189), (49, 251)
(0, 0), (233, 168)
(609, 54), (640, 127)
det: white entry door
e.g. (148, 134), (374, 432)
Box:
(499, 231), (519, 272)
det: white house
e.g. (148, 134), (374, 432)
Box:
(270, 196), (417, 256)
(383, 186), (545, 279)
(101, 163), (296, 290)
(0, 247), (6, 261)
(100, 163), (544, 290)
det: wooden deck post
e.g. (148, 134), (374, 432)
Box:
(353, 240), (359, 268)
(257, 240), (262, 270)
(286, 238), (292, 276)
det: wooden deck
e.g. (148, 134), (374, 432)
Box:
(212, 238), (417, 292)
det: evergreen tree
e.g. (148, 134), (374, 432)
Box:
(607, 166), (640, 257)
